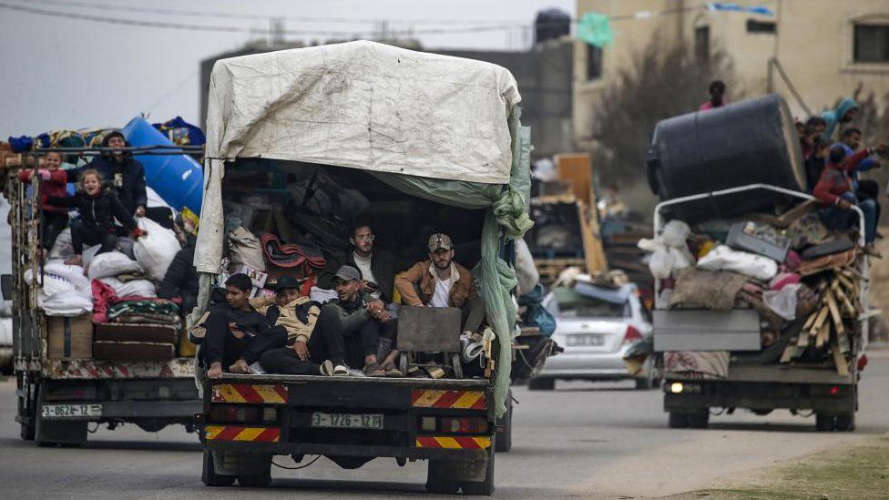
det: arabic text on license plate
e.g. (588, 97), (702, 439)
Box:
(567, 333), (604, 346)
(41, 404), (102, 419)
(311, 412), (383, 430)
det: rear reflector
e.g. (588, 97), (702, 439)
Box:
(622, 325), (642, 345)
(209, 405), (261, 424)
(438, 417), (489, 434)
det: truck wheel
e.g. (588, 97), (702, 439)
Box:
(687, 411), (709, 429)
(202, 450), (235, 487)
(461, 448), (495, 496)
(815, 413), (835, 432)
(635, 357), (655, 389)
(237, 469), (272, 488)
(425, 460), (460, 494)
(668, 412), (689, 428)
(528, 377), (554, 391)
(495, 391), (513, 453)
(835, 413), (856, 432)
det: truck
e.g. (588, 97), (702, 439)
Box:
(651, 184), (867, 431)
(7, 145), (204, 446)
(193, 40), (534, 493)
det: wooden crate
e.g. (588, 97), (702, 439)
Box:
(47, 315), (93, 359)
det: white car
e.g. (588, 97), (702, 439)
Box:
(529, 279), (655, 390)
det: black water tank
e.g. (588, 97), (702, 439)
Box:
(646, 94), (805, 221)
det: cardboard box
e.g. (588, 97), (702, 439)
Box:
(47, 315), (93, 359)
(233, 264), (268, 289)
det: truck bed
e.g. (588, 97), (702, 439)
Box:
(666, 362), (855, 385)
(215, 373), (490, 388)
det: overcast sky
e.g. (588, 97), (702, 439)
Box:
(0, 0), (575, 138)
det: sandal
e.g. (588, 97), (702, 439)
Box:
(363, 362), (386, 377)
(381, 363), (402, 377)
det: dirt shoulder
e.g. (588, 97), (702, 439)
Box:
(668, 434), (889, 500)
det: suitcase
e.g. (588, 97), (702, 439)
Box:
(47, 315), (93, 359)
(94, 322), (179, 344)
(93, 341), (176, 361)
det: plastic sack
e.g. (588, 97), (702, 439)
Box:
(661, 220), (691, 247)
(697, 245), (778, 281)
(82, 244), (102, 270)
(100, 277), (157, 298)
(24, 268), (76, 297)
(228, 226), (265, 271)
(48, 227), (74, 260)
(514, 238), (539, 296)
(763, 283), (801, 320)
(648, 247), (675, 280)
(44, 261), (91, 294)
(87, 251), (143, 280)
(39, 293), (92, 316)
(133, 217), (181, 281)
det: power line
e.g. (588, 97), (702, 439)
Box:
(0, 1), (528, 37)
(25, 0), (532, 26)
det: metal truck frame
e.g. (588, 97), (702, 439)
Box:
(10, 146), (204, 445)
(653, 184), (867, 431)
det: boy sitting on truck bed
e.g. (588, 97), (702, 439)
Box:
(201, 273), (287, 378)
(255, 277), (335, 376)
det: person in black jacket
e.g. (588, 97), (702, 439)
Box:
(69, 131), (148, 217)
(318, 219), (399, 302)
(158, 216), (199, 315)
(46, 169), (145, 266)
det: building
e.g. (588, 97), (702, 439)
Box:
(573, 0), (889, 148)
(198, 39), (574, 160)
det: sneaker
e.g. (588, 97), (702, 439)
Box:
(333, 364), (350, 376)
(320, 360), (335, 376)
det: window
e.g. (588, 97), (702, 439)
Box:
(695, 26), (710, 62)
(854, 24), (889, 63)
(586, 44), (602, 80)
(552, 287), (630, 318)
(746, 19), (776, 34)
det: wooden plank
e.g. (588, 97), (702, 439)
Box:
(802, 311), (818, 331)
(809, 305), (830, 334)
(831, 339), (849, 376)
(815, 323), (830, 349)
(554, 153), (592, 206)
(780, 343), (796, 363)
(825, 289), (845, 337)
(576, 201), (607, 274)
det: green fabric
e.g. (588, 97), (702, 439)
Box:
(577, 11), (614, 48)
(370, 106), (532, 417)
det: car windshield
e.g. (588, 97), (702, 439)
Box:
(552, 287), (630, 318)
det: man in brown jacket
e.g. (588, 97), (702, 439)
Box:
(395, 233), (485, 333)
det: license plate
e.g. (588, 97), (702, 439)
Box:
(311, 412), (383, 430)
(41, 404), (102, 419)
(567, 333), (605, 347)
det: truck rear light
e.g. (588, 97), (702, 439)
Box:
(829, 386), (840, 396)
(420, 416), (436, 432)
(622, 325), (642, 346)
(209, 405), (261, 423)
(438, 417), (488, 434)
(668, 382), (701, 394)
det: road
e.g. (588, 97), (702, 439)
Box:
(1, 350), (887, 499)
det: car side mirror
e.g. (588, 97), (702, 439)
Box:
(1, 274), (12, 300)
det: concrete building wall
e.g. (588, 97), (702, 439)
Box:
(574, 0), (889, 145)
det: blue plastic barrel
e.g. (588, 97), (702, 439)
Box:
(122, 117), (203, 215)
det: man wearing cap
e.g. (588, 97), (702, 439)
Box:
(255, 276), (337, 376)
(395, 233), (485, 333)
(202, 273), (286, 378)
(313, 265), (391, 376)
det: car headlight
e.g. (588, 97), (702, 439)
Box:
(669, 382), (684, 394)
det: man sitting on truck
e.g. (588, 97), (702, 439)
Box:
(315, 265), (393, 376)
(395, 233), (485, 334)
(255, 277), (336, 376)
(318, 219), (400, 302)
(814, 144), (888, 252)
(202, 273), (287, 378)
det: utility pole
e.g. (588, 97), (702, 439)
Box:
(270, 17), (285, 47)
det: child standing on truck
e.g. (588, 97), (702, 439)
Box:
(46, 169), (145, 266)
(18, 151), (68, 257)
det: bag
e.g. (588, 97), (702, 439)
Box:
(697, 245), (778, 281)
(133, 217), (181, 281)
(48, 227), (74, 260)
(188, 310), (211, 344)
(260, 233), (326, 273)
(87, 251), (143, 280)
(40, 293), (93, 316)
(228, 226), (265, 271)
(100, 277), (157, 298)
(43, 261), (91, 294)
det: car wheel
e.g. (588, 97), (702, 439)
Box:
(835, 413), (855, 432)
(528, 377), (554, 391)
(815, 413), (835, 432)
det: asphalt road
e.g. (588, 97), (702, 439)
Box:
(1, 351), (887, 499)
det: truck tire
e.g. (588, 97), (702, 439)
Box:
(237, 468), (272, 488)
(635, 357), (656, 390)
(835, 413), (855, 432)
(17, 376), (36, 441)
(528, 377), (554, 391)
(495, 391), (513, 453)
(461, 447), (495, 496)
(426, 461), (461, 494)
(668, 412), (689, 428)
(687, 411), (709, 429)
(815, 413), (835, 432)
(202, 450), (235, 487)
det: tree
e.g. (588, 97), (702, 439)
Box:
(586, 33), (741, 187)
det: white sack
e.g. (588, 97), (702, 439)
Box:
(87, 251), (143, 280)
(133, 217), (181, 281)
(43, 261), (91, 294)
(25, 268), (76, 297)
(100, 277), (157, 298)
(661, 220), (691, 247)
(697, 245), (778, 281)
(39, 293), (93, 316)
(310, 286), (338, 304)
(0, 318), (12, 345)
(49, 227), (74, 260)
(763, 283), (802, 320)
(648, 247), (674, 280)
(514, 238), (539, 296)
(82, 244), (102, 269)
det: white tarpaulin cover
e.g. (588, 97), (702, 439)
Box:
(205, 40), (521, 184)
